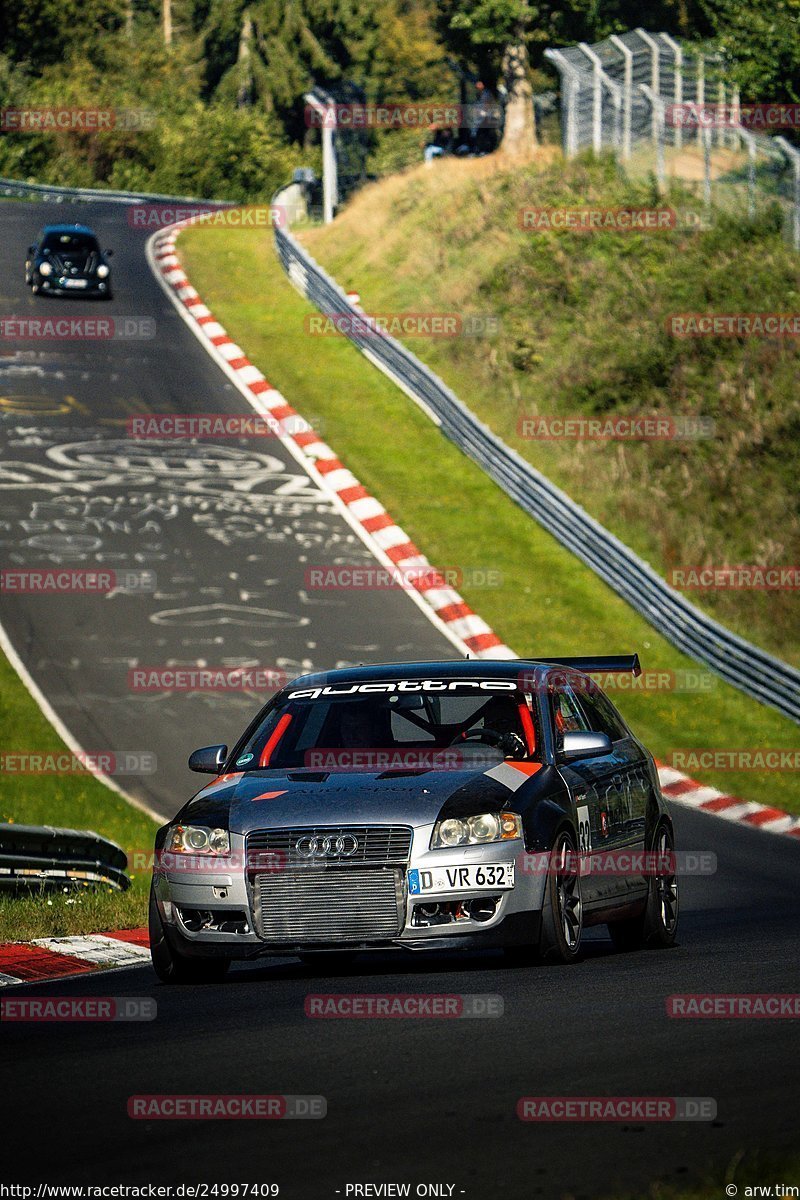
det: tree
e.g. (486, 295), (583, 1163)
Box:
(702, 0), (800, 102)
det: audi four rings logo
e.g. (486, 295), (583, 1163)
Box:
(295, 834), (360, 859)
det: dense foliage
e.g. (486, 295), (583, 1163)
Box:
(0, 0), (796, 197)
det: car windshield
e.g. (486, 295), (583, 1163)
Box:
(233, 680), (540, 771)
(42, 232), (98, 254)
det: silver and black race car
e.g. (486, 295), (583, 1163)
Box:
(25, 224), (113, 298)
(149, 656), (679, 983)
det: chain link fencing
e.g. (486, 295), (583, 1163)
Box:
(545, 29), (800, 247)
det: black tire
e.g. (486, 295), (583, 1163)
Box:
(607, 822), (679, 952)
(149, 884), (230, 984)
(538, 828), (583, 964)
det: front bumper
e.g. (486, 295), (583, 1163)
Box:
(35, 272), (110, 295)
(152, 828), (547, 959)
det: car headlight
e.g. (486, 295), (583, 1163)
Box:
(96, 263), (110, 278)
(166, 825), (230, 855)
(38, 261), (53, 276)
(431, 812), (521, 848)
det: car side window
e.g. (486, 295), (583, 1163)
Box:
(550, 682), (591, 738)
(577, 686), (629, 742)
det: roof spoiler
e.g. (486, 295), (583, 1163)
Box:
(523, 655), (642, 676)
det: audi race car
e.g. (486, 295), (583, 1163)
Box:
(25, 224), (113, 298)
(149, 656), (679, 983)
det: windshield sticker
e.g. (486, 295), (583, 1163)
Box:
(236, 752), (254, 766)
(287, 679), (518, 700)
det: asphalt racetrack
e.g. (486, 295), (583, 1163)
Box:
(1, 200), (799, 1199)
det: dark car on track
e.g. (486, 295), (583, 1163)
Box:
(149, 655), (679, 983)
(25, 224), (113, 298)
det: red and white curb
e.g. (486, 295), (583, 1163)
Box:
(657, 764), (800, 837)
(0, 928), (150, 988)
(146, 216), (800, 843)
(147, 223), (512, 660)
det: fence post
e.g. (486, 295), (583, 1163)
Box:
(731, 86), (741, 151)
(703, 125), (712, 208)
(635, 30), (661, 142)
(696, 53), (705, 149)
(304, 92), (338, 223)
(659, 32), (683, 150)
(578, 43), (603, 153)
(640, 85), (666, 190)
(609, 35), (633, 160)
(717, 78), (726, 148)
(545, 49), (583, 158)
(739, 129), (757, 218)
(775, 137), (800, 249)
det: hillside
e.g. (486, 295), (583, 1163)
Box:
(301, 153), (800, 668)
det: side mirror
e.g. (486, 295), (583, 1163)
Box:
(188, 744), (228, 773)
(104, 248), (114, 256)
(27, 245), (36, 255)
(561, 731), (612, 760)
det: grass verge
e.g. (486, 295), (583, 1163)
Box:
(0, 646), (156, 941)
(178, 219), (800, 815)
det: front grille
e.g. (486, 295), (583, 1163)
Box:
(254, 867), (404, 942)
(247, 825), (412, 866)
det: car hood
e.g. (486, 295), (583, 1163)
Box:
(178, 763), (545, 834)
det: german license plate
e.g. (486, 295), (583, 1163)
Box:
(63, 278), (88, 288)
(408, 862), (514, 895)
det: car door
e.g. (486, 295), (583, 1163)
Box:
(550, 674), (633, 908)
(571, 679), (650, 901)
